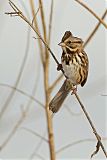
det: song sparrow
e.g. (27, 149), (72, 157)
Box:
(49, 31), (89, 113)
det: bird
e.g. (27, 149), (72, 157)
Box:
(49, 31), (89, 113)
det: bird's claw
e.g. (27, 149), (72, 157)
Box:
(57, 64), (63, 71)
(71, 86), (77, 95)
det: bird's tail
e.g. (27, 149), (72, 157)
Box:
(49, 79), (72, 113)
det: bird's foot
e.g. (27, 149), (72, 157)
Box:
(57, 64), (63, 71)
(71, 86), (77, 95)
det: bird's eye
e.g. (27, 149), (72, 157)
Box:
(68, 41), (71, 44)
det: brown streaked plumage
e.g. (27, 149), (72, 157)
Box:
(49, 31), (89, 113)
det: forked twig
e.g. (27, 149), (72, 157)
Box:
(6, 0), (61, 76)
(6, 0), (107, 158)
(56, 137), (107, 155)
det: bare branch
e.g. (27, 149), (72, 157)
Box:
(30, 0), (45, 66)
(84, 9), (107, 48)
(48, 0), (54, 44)
(21, 127), (48, 143)
(38, 0), (56, 159)
(32, 7), (40, 25)
(74, 0), (107, 29)
(39, 0), (47, 43)
(33, 36), (41, 40)
(74, 93), (107, 158)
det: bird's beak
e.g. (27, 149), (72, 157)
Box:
(58, 42), (65, 47)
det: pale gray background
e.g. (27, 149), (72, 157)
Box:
(0, 0), (106, 159)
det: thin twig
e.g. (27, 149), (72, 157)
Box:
(74, 0), (107, 29)
(30, 131), (47, 159)
(21, 127), (48, 143)
(30, 0), (45, 66)
(56, 137), (107, 155)
(74, 93), (107, 158)
(30, 144), (46, 160)
(33, 153), (45, 160)
(101, 95), (107, 96)
(84, 9), (107, 47)
(39, 0), (49, 66)
(0, 83), (44, 109)
(32, 7), (40, 25)
(48, 0), (54, 44)
(38, 0), (56, 159)
(39, 0), (47, 44)
(64, 104), (82, 116)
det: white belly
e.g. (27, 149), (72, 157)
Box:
(62, 61), (78, 85)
